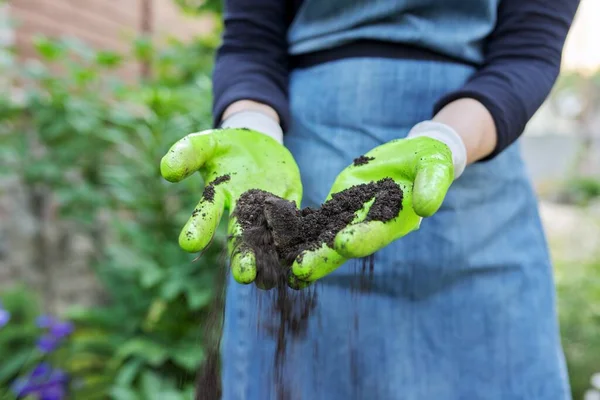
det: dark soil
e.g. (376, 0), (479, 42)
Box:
(196, 177), (404, 400)
(230, 178), (402, 398)
(233, 177), (403, 285)
(202, 174), (230, 203)
(352, 155), (375, 166)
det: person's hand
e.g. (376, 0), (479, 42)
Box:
(290, 121), (466, 286)
(160, 111), (302, 285)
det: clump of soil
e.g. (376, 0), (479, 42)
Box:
(353, 155), (375, 166)
(233, 177), (402, 286)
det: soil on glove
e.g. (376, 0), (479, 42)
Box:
(233, 177), (403, 284)
(201, 174), (230, 203)
(353, 155), (375, 166)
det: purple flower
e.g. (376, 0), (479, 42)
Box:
(12, 363), (68, 400)
(35, 315), (74, 353)
(31, 363), (51, 379)
(37, 335), (61, 353)
(40, 385), (66, 400)
(36, 315), (56, 329)
(50, 321), (74, 337)
(0, 307), (10, 328)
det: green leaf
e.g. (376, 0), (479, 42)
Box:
(141, 265), (166, 289)
(171, 346), (204, 371)
(32, 36), (66, 61)
(116, 339), (169, 367)
(160, 278), (185, 301)
(72, 66), (99, 86)
(175, 0), (223, 14)
(0, 348), (37, 382)
(141, 370), (163, 399)
(115, 359), (143, 386)
(96, 51), (124, 68)
(186, 287), (213, 310)
(159, 392), (188, 400)
(133, 36), (154, 63)
(110, 386), (141, 400)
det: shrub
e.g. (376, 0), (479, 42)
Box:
(0, 32), (225, 399)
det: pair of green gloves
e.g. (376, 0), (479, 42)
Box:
(160, 111), (465, 287)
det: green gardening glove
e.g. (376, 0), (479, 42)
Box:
(160, 125), (302, 285)
(290, 121), (466, 285)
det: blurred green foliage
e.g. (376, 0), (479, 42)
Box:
(174, 0), (223, 15)
(556, 260), (600, 399)
(0, 27), (225, 399)
(0, 288), (44, 392)
(549, 71), (600, 398)
(559, 177), (600, 206)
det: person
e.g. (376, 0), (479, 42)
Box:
(160, 0), (581, 398)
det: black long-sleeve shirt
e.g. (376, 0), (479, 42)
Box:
(212, 0), (580, 159)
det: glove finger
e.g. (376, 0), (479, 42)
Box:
(227, 217), (258, 285)
(178, 186), (225, 253)
(160, 131), (219, 183)
(230, 246), (258, 284)
(292, 244), (346, 282)
(334, 211), (422, 259)
(412, 160), (453, 217)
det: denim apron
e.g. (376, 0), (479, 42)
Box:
(219, 58), (571, 400)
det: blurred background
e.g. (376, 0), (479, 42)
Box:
(0, 0), (599, 399)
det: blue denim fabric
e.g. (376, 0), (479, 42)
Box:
(220, 58), (571, 400)
(287, 0), (500, 65)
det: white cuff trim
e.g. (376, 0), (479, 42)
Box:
(407, 121), (467, 179)
(220, 110), (284, 144)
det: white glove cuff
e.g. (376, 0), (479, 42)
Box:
(220, 110), (284, 144)
(407, 121), (467, 179)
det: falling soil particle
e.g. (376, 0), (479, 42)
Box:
(352, 155), (375, 166)
(202, 174), (231, 203)
(195, 252), (227, 400)
(224, 178), (403, 398)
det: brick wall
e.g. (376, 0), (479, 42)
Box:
(8, 0), (214, 80)
(10, 0), (139, 79)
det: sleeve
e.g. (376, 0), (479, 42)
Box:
(212, 0), (292, 130)
(432, 0), (581, 160)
